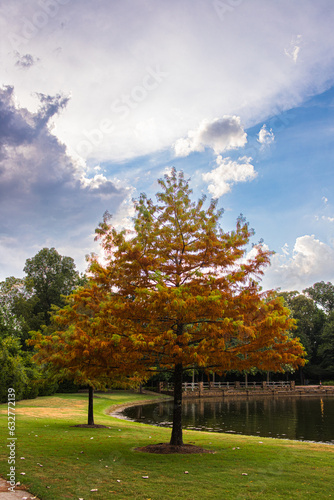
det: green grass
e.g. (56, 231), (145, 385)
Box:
(1, 391), (333, 499)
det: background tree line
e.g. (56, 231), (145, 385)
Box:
(1, 250), (333, 405)
(279, 281), (334, 383)
(0, 248), (86, 402)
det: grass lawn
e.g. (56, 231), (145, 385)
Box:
(0, 391), (333, 499)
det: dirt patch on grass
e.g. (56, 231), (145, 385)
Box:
(72, 424), (109, 428)
(135, 443), (216, 454)
(0, 480), (26, 492)
(284, 442), (334, 452)
(1, 407), (86, 418)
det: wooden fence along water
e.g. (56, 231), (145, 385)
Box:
(157, 381), (334, 398)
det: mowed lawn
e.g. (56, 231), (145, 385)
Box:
(0, 391), (333, 499)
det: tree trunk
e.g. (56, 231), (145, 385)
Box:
(88, 386), (94, 425)
(299, 367), (305, 386)
(170, 363), (183, 446)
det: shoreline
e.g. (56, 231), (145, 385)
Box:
(106, 395), (173, 420)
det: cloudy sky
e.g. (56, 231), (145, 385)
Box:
(1, 0), (334, 291)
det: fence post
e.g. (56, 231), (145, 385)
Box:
(199, 382), (204, 397)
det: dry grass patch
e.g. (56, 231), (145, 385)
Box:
(0, 396), (87, 419)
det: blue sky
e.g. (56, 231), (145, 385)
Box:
(1, 0), (334, 291)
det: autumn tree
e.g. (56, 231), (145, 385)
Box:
(29, 283), (142, 425)
(85, 169), (305, 446)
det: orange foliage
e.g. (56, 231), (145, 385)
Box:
(84, 168), (305, 377)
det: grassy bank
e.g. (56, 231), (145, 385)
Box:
(0, 391), (333, 499)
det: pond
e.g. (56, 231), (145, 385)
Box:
(121, 396), (334, 444)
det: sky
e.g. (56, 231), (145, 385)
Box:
(1, 0), (334, 292)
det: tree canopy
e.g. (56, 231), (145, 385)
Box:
(39, 169), (305, 445)
(303, 281), (334, 314)
(24, 247), (85, 325)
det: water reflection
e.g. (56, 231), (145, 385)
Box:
(122, 396), (334, 444)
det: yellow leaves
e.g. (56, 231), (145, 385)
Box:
(112, 334), (121, 344)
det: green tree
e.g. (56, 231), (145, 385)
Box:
(0, 336), (28, 403)
(280, 292), (325, 357)
(23, 247), (84, 326)
(303, 281), (334, 314)
(279, 291), (326, 381)
(318, 311), (334, 378)
(0, 277), (26, 336)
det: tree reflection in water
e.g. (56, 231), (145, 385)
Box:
(122, 396), (334, 444)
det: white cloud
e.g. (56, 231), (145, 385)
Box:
(284, 35), (302, 63)
(262, 235), (334, 291)
(2, 2), (334, 162)
(322, 216), (334, 223)
(174, 116), (247, 157)
(202, 156), (257, 198)
(257, 124), (275, 146)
